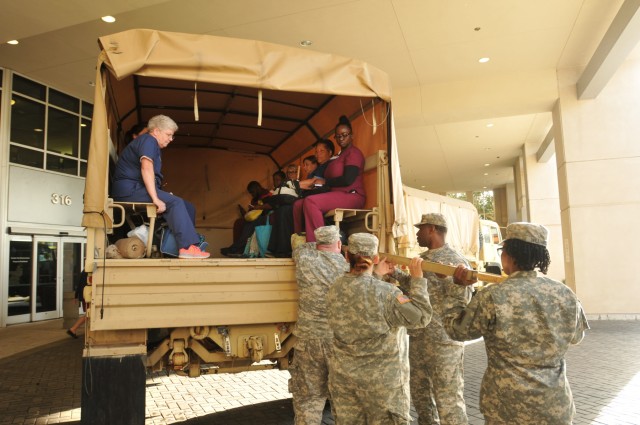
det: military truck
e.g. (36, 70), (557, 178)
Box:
(81, 29), (409, 423)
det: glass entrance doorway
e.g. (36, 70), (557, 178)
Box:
(6, 236), (84, 324)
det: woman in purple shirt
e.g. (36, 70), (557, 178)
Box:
(293, 115), (366, 242)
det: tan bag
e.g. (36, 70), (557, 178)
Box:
(115, 237), (146, 259)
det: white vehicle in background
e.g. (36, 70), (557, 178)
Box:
(399, 186), (503, 283)
(479, 218), (503, 276)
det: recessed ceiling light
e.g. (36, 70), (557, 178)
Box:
(483, 173), (489, 176)
(299, 40), (313, 47)
(7, 40), (19, 45)
(486, 123), (494, 128)
(101, 16), (116, 23)
(484, 163), (490, 167)
(478, 57), (490, 63)
(483, 186), (487, 189)
(421, 185), (425, 188)
(89, 81), (96, 87)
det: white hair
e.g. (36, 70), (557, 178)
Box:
(147, 115), (178, 132)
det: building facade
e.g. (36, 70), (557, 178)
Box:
(0, 68), (89, 327)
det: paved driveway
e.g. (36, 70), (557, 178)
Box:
(0, 321), (639, 424)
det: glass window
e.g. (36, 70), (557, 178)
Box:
(80, 161), (87, 177)
(491, 227), (501, 244)
(0, 68), (3, 86)
(46, 153), (78, 175)
(49, 88), (79, 113)
(13, 74), (46, 101)
(8, 240), (33, 317)
(10, 144), (44, 168)
(36, 241), (58, 313)
(10, 95), (45, 148)
(80, 118), (91, 160)
(81, 102), (93, 118)
(47, 108), (79, 156)
(8, 72), (88, 177)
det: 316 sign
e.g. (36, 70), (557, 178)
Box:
(51, 193), (72, 206)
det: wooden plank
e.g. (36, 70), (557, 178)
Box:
(380, 252), (505, 284)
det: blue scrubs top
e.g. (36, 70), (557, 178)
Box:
(112, 134), (163, 199)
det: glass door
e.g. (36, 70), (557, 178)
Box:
(61, 238), (85, 312)
(6, 237), (33, 324)
(33, 237), (60, 321)
(5, 236), (85, 324)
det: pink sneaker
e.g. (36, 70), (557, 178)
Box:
(179, 244), (211, 259)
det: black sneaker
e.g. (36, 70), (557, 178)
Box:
(221, 246), (242, 257)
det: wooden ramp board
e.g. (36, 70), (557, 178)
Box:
(380, 253), (505, 284)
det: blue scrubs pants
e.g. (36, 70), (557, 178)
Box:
(115, 185), (199, 250)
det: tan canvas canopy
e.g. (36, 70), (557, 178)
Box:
(82, 29), (404, 231)
(99, 29), (392, 101)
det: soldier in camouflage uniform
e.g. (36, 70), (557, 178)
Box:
(327, 233), (433, 425)
(391, 213), (472, 424)
(289, 225), (349, 425)
(445, 222), (590, 425)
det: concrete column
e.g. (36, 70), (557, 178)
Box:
(465, 191), (473, 202)
(505, 183), (517, 225)
(513, 154), (528, 221)
(522, 143), (565, 282)
(492, 187), (508, 229)
(555, 59), (640, 317)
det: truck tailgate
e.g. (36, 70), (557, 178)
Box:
(88, 258), (297, 331)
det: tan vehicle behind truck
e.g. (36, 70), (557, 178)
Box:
(81, 29), (410, 423)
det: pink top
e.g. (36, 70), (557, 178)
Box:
(324, 144), (365, 195)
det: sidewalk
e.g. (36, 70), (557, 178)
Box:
(0, 318), (71, 362)
(0, 320), (639, 424)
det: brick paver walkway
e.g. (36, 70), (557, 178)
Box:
(0, 320), (638, 424)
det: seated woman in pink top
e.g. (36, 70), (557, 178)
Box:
(293, 115), (366, 242)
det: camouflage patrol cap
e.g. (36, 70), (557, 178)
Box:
(414, 212), (447, 228)
(314, 225), (340, 245)
(347, 233), (379, 257)
(503, 222), (548, 246)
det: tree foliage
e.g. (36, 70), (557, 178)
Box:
(448, 190), (495, 220)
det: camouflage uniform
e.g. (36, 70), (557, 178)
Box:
(290, 226), (349, 425)
(392, 243), (472, 424)
(443, 223), (590, 425)
(327, 233), (433, 425)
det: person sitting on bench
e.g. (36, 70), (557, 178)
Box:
(221, 181), (273, 257)
(111, 114), (209, 259)
(293, 116), (365, 242)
